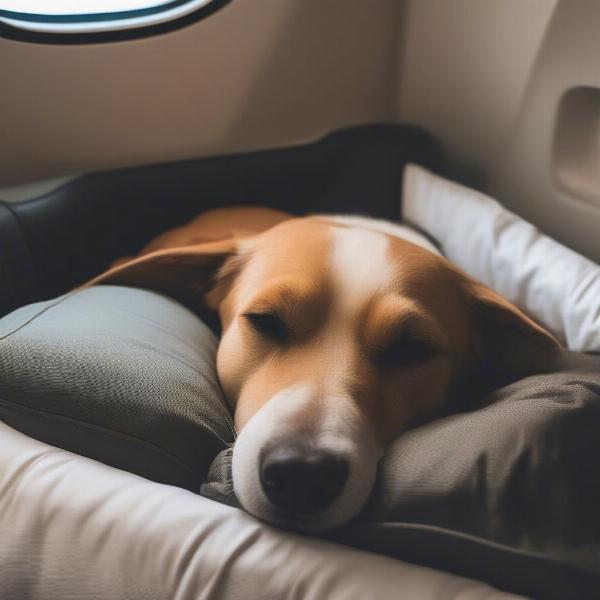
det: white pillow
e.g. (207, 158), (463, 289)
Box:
(402, 163), (600, 352)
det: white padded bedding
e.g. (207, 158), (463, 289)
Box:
(0, 421), (519, 599)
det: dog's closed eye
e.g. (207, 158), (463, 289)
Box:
(377, 336), (438, 368)
(244, 311), (288, 342)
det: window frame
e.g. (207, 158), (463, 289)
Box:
(0, 0), (231, 44)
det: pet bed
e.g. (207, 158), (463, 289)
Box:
(1, 125), (599, 599)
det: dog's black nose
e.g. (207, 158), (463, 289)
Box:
(260, 445), (348, 516)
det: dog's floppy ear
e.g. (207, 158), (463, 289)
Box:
(86, 239), (238, 312)
(463, 276), (561, 387)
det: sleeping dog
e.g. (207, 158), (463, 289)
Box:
(91, 207), (559, 531)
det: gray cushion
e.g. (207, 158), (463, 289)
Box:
(0, 286), (234, 490)
(365, 351), (600, 573)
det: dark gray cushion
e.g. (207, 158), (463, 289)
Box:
(364, 352), (600, 572)
(0, 286), (234, 490)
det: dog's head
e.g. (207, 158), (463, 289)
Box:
(93, 214), (559, 530)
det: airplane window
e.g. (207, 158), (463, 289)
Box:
(0, 0), (228, 41)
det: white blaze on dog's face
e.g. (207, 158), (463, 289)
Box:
(210, 217), (477, 531)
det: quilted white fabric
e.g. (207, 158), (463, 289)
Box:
(0, 421), (520, 600)
(403, 163), (600, 352)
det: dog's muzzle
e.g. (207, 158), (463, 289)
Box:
(231, 384), (380, 530)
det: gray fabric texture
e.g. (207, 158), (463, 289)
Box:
(0, 285), (234, 490)
(366, 351), (600, 575)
